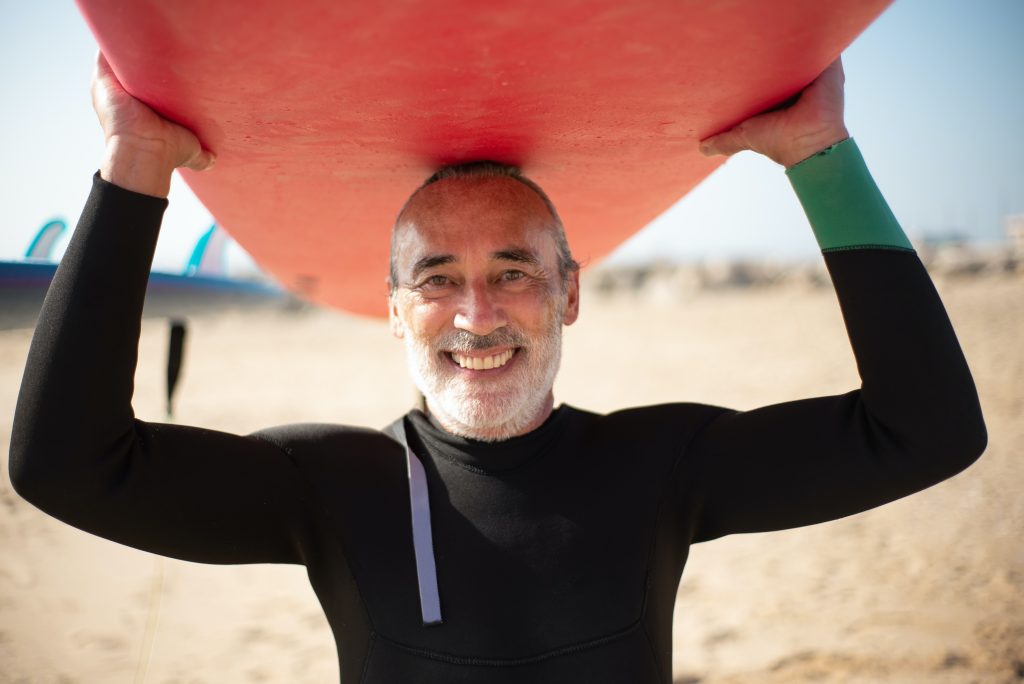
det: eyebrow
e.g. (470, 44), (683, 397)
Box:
(492, 248), (541, 267)
(410, 254), (456, 280)
(409, 248), (542, 280)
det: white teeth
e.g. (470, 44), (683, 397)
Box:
(452, 349), (514, 370)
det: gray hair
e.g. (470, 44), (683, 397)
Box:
(389, 161), (580, 292)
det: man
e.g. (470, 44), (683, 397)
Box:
(10, 53), (985, 682)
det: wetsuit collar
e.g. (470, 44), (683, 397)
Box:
(406, 405), (571, 473)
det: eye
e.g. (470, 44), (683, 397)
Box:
(416, 273), (455, 293)
(425, 274), (450, 287)
(500, 270), (525, 282)
(413, 272), (458, 296)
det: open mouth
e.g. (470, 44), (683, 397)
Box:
(448, 349), (517, 371)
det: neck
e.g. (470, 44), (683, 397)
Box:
(425, 391), (555, 442)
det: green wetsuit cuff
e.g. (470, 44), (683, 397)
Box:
(786, 138), (914, 253)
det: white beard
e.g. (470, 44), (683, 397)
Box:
(402, 313), (563, 442)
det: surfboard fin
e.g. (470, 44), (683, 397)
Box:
(25, 219), (67, 260)
(184, 223), (229, 277)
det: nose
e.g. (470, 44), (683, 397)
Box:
(453, 281), (507, 336)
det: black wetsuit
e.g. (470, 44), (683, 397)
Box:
(9, 140), (986, 682)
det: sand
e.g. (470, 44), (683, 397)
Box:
(1, 268), (1021, 683)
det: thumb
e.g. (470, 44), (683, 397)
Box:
(182, 149), (216, 172)
(698, 123), (751, 158)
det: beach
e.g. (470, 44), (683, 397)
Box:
(1, 265), (1021, 683)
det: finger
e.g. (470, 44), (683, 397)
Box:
(93, 50), (118, 86)
(699, 124), (750, 158)
(92, 50), (127, 104)
(183, 149), (216, 172)
(91, 53), (110, 120)
(824, 55), (845, 84)
(795, 56), (847, 128)
(94, 50), (109, 77)
(804, 56), (845, 100)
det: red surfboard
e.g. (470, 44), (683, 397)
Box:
(76, 0), (891, 316)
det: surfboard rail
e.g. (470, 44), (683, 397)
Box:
(76, 0), (893, 315)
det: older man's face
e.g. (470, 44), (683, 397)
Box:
(389, 176), (580, 441)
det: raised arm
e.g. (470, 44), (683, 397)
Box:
(9, 54), (311, 564)
(686, 57), (986, 542)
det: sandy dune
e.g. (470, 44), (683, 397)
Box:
(1, 268), (1021, 683)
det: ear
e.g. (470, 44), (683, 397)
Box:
(388, 287), (405, 339)
(561, 270), (580, 326)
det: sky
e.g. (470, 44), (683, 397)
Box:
(1, 0), (1022, 276)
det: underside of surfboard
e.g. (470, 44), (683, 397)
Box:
(76, 0), (891, 316)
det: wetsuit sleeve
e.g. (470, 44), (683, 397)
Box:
(685, 139), (987, 543)
(9, 174), (311, 565)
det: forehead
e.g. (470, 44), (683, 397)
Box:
(394, 176), (558, 267)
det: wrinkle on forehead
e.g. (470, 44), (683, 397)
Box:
(397, 176), (557, 237)
(393, 176), (561, 275)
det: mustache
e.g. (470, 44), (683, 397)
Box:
(436, 328), (527, 353)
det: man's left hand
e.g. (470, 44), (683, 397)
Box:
(698, 57), (849, 168)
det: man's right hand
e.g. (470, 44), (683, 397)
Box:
(94, 52), (214, 198)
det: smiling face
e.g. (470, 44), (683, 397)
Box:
(389, 175), (580, 441)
